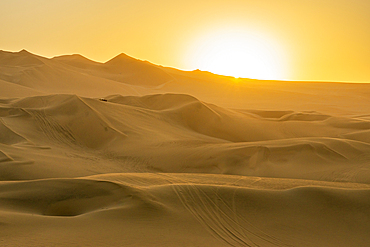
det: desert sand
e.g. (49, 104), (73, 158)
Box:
(0, 49), (369, 246)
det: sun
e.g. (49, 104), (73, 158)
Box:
(187, 28), (286, 80)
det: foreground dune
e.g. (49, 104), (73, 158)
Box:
(0, 50), (369, 246)
(1, 174), (369, 246)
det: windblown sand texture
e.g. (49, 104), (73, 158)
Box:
(0, 50), (369, 246)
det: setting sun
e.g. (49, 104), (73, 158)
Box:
(187, 29), (286, 80)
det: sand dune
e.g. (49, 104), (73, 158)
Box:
(2, 93), (370, 182)
(0, 50), (370, 246)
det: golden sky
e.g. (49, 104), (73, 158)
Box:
(1, 0), (369, 82)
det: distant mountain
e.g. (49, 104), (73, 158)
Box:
(0, 50), (175, 97)
(52, 54), (101, 69)
(0, 49), (45, 67)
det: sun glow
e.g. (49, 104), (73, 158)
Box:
(188, 28), (287, 80)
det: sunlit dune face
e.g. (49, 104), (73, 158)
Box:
(188, 29), (287, 80)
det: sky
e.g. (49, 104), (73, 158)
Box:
(1, 0), (369, 82)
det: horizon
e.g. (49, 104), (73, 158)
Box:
(2, 48), (367, 84)
(1, 0), (369, 83)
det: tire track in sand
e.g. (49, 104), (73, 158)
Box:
(159, 173), (294, 247)
(26, 109), (78, 147)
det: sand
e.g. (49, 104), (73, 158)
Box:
(0, 49), (369, 246)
